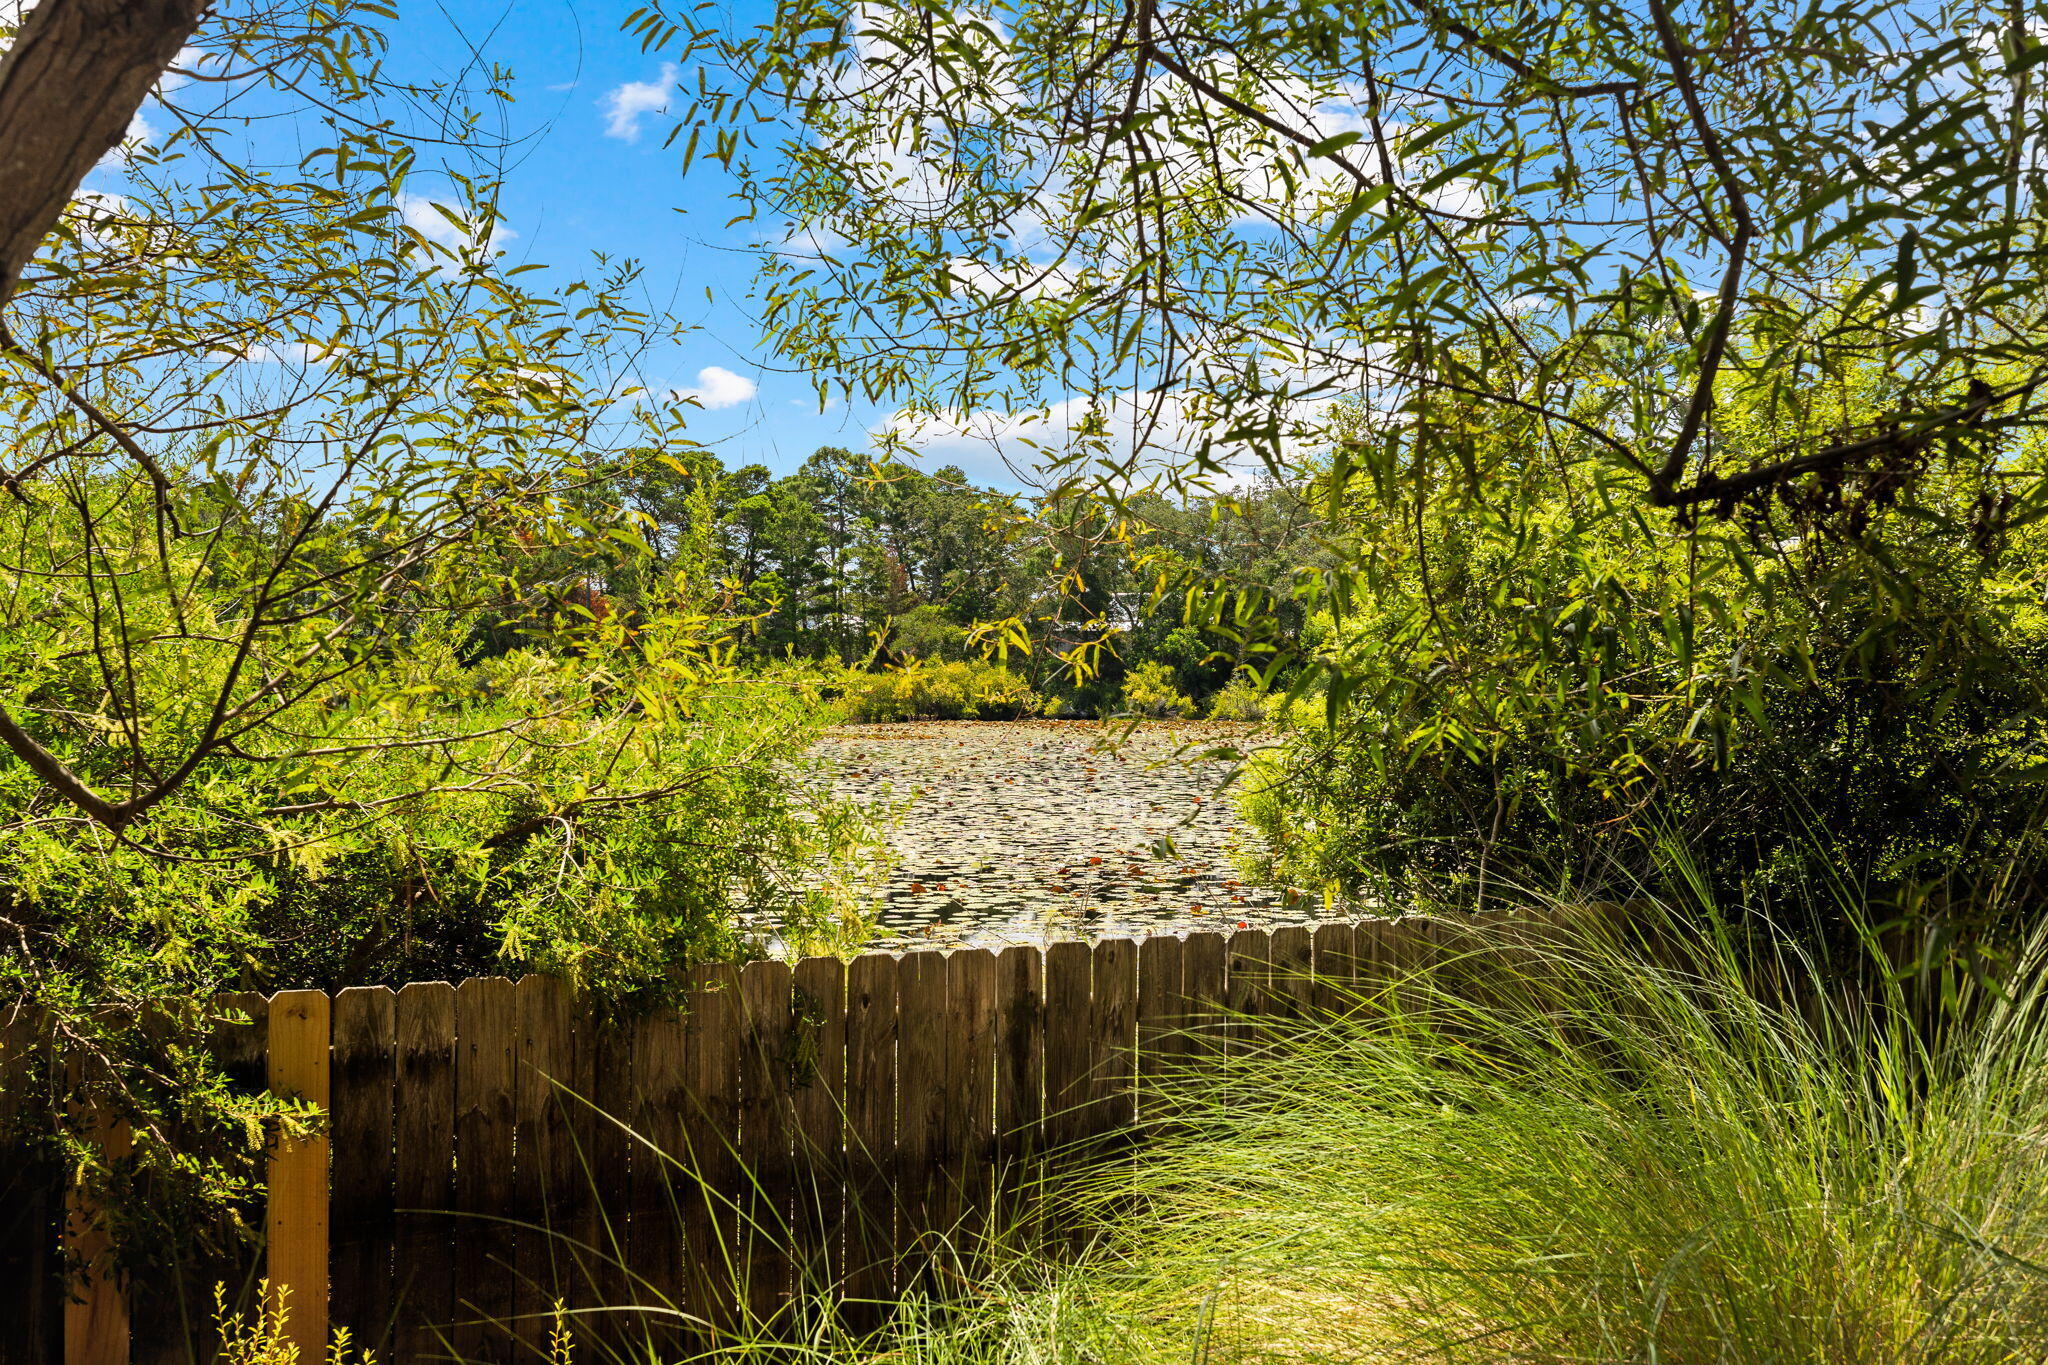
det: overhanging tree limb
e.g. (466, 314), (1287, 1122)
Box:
(0, 0), (210, 310)
(0, 0), (211, 827)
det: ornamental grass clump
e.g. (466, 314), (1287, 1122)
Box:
(1007, 906), (2048, 1363)
(778, 902), (2046, 1364)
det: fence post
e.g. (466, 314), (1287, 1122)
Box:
(267, 989), (331, 1359)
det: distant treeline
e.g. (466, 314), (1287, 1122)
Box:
(477, 446), (1318, 716)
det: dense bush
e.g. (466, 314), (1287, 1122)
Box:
(835, 659), (1042, 721)
(1238, 372), (2048, 925)
(1118, 661), (1197, 718)
(1204, 671), (1270, 722)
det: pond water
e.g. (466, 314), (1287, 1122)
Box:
(812, 720), (1338, 948)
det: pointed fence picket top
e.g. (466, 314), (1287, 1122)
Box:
(2, 915), (1454, 1365)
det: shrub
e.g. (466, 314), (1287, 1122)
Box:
(838, 659), (1042, 721)
(1204, 671), (1269, 722)
(889, 604), (970, 661)
(1236, 372), (2048, 929)
(1119, 661), (1196, 718)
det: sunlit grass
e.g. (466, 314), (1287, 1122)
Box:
(455, 898), (2048, 1364)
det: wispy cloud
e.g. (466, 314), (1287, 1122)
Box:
(602, 64), (677, 142)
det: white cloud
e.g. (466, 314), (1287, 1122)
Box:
(671, 365), (758, 410)
(397, 192), (514, 261)
(94, 110), (156, 169)
(155, 45), (213, 95)
(212, 340), (347, 367)
(766, 224), (850, 259)
(943, 256), (1073, 301)
(602, 64), (677, 142)
(878, 383), (1343, 491)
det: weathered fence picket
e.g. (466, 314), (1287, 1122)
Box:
(0, 918), (1450, 1365)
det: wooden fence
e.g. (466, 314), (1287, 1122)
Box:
(0, 917), (1458, 1365)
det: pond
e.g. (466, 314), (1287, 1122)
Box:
(813, 719), (1338, 948)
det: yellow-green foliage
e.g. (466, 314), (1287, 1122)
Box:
(1203, 671), (1269, 722)
(1120, 661), (1195, 718)
(1235, 356), (2048, 911)
(215, 1284), (368, 1365)
(837, 660), (1042, 721)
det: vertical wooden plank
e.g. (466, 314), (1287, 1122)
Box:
(1040, 940), (1095, 1164)
(1225, 928), (1273, 1051)
(453, 978), (519, 1363)
(1179, 931), (1228, 1061)
(579, 999), (635, 1354)
(0, 1012), (58, 1365)
(991, 945), (1043, 1235)
(393, 981), (455, 1359)
(841, 952), (897, 1330)
(942, 947), (997, 1262)
(675, 965), (741, 1349)
(738, 959), (795, 1331)
(1088, 939), (1138, 1141)
(1135, 934), (1185, 1126)
(1383, 915), (1438, 1013)
(190, 992), (270, 1350)
(789, 955), (846, 1304)
(1312, 922), (1363, 1017)
(629, 995), (690, 1355)
(267, 990), (331, 1362)
(1269, 926), (1315, 1020)
(514, 975), (574, 1355)
(894, 950), (948, 1290)
(63, 1084), (131, 1365)
(1351, 917), (1395, 1003)
(330, 987), (396, 1357)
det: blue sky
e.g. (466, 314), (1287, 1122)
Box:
(447, 1), (895, 479)
(94, 1), (918, 483)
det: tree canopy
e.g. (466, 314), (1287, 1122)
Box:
(657, 0), (2045, 515)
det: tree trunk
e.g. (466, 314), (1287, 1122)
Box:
(0, 0), (210, 308)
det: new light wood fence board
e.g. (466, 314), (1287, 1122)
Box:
(266, 991), (331, 1362)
